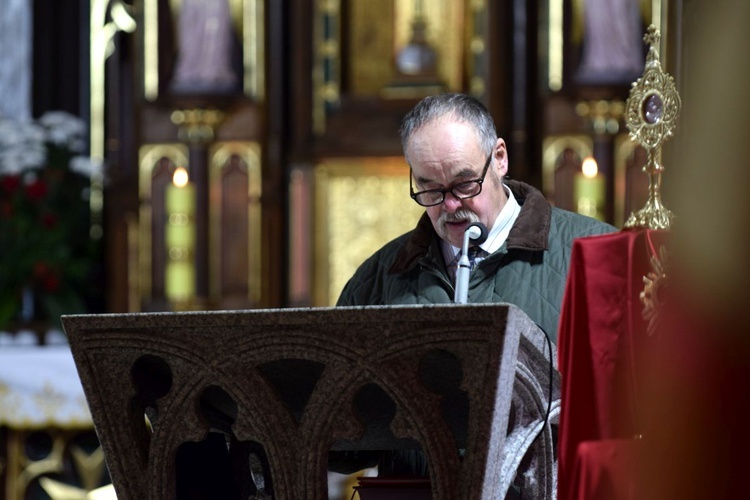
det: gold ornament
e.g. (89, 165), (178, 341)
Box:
(641, 244), (669, 336)
(623, 25), (681, 230)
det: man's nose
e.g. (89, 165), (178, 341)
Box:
(442, 192), (463, 212)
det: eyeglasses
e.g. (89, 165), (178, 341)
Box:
(410, 153), (493, 207)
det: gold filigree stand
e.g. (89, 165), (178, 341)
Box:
(623, 25), (681, 230)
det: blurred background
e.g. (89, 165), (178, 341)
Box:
(1, 0), (678, 325)
(1, 0), (746, 499)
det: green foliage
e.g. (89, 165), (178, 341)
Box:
(0, 112), (102, 330)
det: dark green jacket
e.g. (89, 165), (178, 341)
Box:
(337, 180), (615, 342)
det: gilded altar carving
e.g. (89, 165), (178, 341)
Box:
(314, 158), (424, 306)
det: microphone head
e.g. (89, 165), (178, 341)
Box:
(467, 222), (488, 245)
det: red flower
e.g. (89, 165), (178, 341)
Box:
(25, 179), (48, 200)
(1, 175), (20, 193)
(42, 273), (60, 292)
(33, 261), (51, 278)
(41, 213), (58, 229)
(33, 261), (61, 292)
(0, 201), (12, 217)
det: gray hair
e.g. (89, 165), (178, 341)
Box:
(399, 93), (498, 160)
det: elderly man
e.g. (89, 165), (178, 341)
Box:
(337, 93), (614, 341)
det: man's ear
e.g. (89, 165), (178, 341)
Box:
(494, 138), (508, 176)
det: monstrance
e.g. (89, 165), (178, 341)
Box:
(623, 25), (681, 230)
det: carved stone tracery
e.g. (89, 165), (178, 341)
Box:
(63, 304), (560, 499)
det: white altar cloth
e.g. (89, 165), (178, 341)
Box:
(0, 345), (92, 428)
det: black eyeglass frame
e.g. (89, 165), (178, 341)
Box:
(409, 153), (493, 207)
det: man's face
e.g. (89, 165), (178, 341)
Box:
(406, 118), (508, 248)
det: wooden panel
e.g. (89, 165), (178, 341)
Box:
(209, 142), (262, 308)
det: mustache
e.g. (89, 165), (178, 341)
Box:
(438, 209), (479, 226)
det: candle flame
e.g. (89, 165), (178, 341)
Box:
(582, 156), (598, 178)
(173, 167), (189, 187)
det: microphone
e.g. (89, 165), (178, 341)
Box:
(454, 222), (488, 304)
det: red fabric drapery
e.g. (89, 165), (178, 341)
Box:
(557, 229), (667, 500)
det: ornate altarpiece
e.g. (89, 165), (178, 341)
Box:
(91, 0), (267, 312)
(313, 0), (490, 135)
(94, 0), (494, 311)
(540, 0), (670, 227)
(137, 142), (262, 310)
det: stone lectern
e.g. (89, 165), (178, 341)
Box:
(62, 303), (559, 499)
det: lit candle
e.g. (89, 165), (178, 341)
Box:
(574, 156), (605, 220)
(165, 166), (195, 303)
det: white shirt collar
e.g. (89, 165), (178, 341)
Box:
(481, 184), (521, 254)
(442, 184), (521, 264)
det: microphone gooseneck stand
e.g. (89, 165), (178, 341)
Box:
(454, 222), (488, 304)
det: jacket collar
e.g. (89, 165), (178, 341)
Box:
(389, 179), (551, 275)
(504, 179), (551, 251)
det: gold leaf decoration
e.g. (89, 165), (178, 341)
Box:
(641, 244), (669, 335)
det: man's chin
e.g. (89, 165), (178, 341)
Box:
(442, 221), (470, 246)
